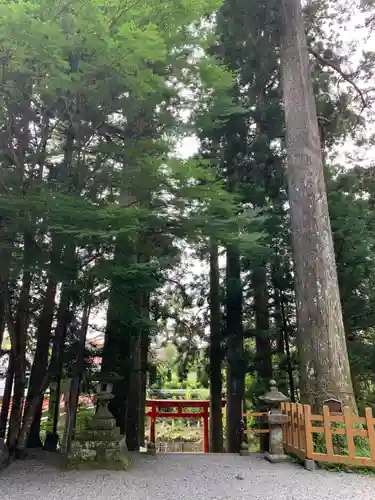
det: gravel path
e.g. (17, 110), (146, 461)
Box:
(0, 453), (374, 500)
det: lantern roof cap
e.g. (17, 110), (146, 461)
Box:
(259, 380), (289, 404)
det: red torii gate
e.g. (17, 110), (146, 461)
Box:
(146, 399), (226, 453)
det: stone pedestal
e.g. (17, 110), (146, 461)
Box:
(68, 427), (131, 470)
(146, 441), (156, 455)
(264, 411), (290, 463)
(66, 374), (131, 470)
(238, 420), (249, 456)
(260, 380), (290, 464)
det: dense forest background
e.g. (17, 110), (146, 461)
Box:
(1, 0), (375, 456)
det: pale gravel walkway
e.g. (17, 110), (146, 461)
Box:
(0, 453), (374, 500)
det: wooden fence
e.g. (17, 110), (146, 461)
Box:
(281, 402), (375, 468)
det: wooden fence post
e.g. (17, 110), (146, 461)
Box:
(303, 404), (314, 460)
(343, 406), (355, 459)
(322, 405), (334, 459)
(365, 407), (375, 461)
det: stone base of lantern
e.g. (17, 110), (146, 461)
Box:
(239, 441), (250, 456)
(66, 426), (132, 471)
(146, 441), (156, 455)
(264, 452), (291, 464)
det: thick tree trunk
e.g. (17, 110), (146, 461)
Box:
(280, 0), (356, 410)
(225, 246), (244, 453)
(126, 285), (142, 451)
(126, 252), (150, 451)
(26, 401), (43, 448)
(102, 190), (137, 437)
(102, 243), (131, 435)
(209, 241), (223, 453)
(253, 265), (273, 385)
(126, 329), (141, 451)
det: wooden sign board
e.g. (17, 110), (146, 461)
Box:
(323, 398), (342, 414)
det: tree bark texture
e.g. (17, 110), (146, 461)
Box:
(209, 241), (223, 453)
(17, 242), (76, 450)
(102, 188), (140, 442)
(0, 358), (13, 438)
(126, 319), (141, 451)
(280, 0), (356, 411)
(7, 233), (33, 451)
(0, 281), (5, 350)
(225, 246), (244, 453)
(24, 240), (60, 448)
(64, 299), (91, 452)
(253, 265), (273, 384)
(138, 328), (148, 448)
(138, 292), (150, 448)
(26, 401), (43, 448)
(102, 235), (133, 436)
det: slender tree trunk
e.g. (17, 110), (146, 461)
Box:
(253, 265), (273, 385)
(209, 241), (223, 452)
(24, 240), (60, 448)
(280, 298), (295, 402)
(138, 292), (150, 448)
(51, 280), (74, 436)
(0, 281), (5, 349)
(17, 243), (76, 451)
(17, 281), (73, 451)
(274, 295), (288, 394)
(280, 0), (356, 410)
(64, 299), (91, 452)
(253, 264), (272, 452)
(0, 259), (12, 437)
(126, 332), (141, 451)
(225, 246), (244, 453)
(0, 357), (13, 438)
(6, 232), (34, 452)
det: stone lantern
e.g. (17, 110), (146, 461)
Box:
(88, 373), (118, 431)
(259, 380), (290, 463)
(67, 372), (131, 470)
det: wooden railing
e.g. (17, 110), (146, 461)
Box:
(281, 402), (375, 468)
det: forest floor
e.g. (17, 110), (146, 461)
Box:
(0, 452), (374, 500)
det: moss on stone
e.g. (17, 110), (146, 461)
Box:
(66, 436), (131, 471)
(75, 427), (121, 442)
(65, 452), (132, 471)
